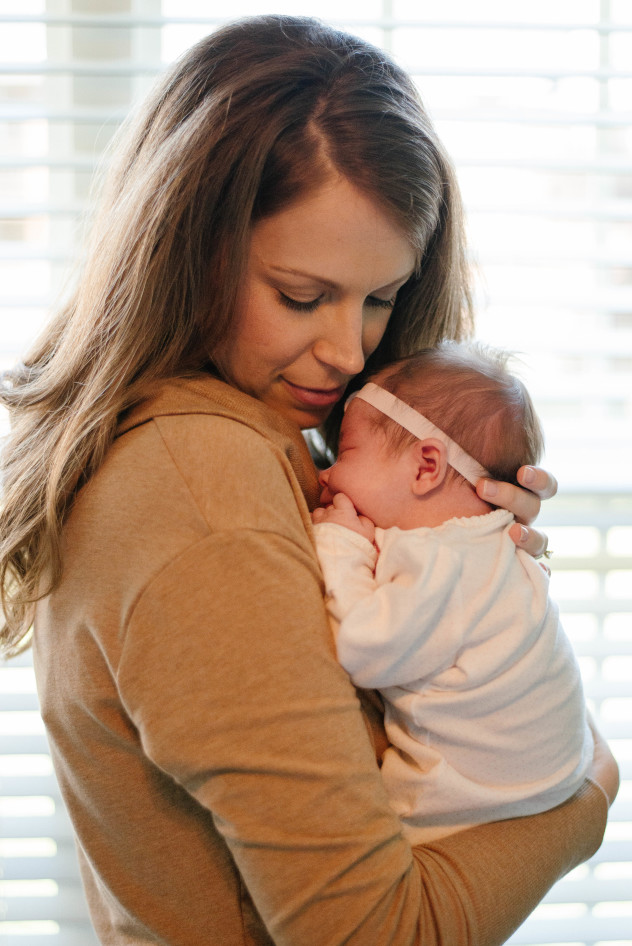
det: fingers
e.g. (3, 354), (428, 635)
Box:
(311, 497), (375, 542)
(477, 465), (557, 525)
(331, 492), (356, 512)
(477, 479), (542, 525)
(357, 515), (376, 542)
(312, 494), (356, 522)
(517, 465), (558, 500)
(508, 522), (549, 558)
(312, 493), (356, 522)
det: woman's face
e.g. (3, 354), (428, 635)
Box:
(213, 176), (416, 429)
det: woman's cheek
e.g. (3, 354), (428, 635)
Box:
(362, 315), (392, 357)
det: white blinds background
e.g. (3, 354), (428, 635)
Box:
(0, 3), (631, 945)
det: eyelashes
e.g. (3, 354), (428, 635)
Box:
(278, 292), (397, 313)
(279, 293), (322, 313)
(369, 295), (398, 311)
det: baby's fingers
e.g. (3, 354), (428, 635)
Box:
(357, 514), (376, 541)
(332, 492), (356, 513)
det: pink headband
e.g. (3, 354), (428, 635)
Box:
(347, 382), (490, 486)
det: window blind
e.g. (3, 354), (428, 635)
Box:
(0, 3), (630, 945)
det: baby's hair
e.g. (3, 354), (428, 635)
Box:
(369, 340), (544, 486)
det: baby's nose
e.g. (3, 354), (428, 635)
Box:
(318, 467), (335, 505)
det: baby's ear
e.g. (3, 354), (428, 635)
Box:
(410, 439), (448, 495)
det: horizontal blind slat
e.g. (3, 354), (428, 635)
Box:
(1, 885), (97, 922)
(2, 846), (89, 882)
(508, 916), (632, 945)
(2, 14), (632, 33)
(0, 931), (99, 946)
(1, 810), (80, 841)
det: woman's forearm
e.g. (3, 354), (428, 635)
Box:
(405, 779), (608, 946)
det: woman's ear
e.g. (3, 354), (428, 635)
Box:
(410, 439), (448, 495)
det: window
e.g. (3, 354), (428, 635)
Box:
(1, 3), (630, 944)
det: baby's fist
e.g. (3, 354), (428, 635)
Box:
(312, 493), (375, 542)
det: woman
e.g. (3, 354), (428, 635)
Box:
(0, 15), (617, 946)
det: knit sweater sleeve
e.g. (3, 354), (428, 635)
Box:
(115, 415), (607, 946)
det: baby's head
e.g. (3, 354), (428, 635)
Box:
(319, 341), (544, 529)
(369, 341), (544, 487)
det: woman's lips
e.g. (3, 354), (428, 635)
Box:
(282, 378), (347, 408)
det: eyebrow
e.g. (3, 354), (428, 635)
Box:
(268, 264), (414, 293)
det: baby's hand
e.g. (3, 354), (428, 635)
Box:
(312, 493), (375, 543)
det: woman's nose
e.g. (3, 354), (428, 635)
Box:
(313, 307), (366, 376)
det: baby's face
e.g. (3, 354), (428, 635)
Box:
(318, 400), (411, 528)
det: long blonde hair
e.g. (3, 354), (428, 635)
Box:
(0, 14), (472, 656)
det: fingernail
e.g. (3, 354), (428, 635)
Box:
(482, 480), (498, 499)
(519, 525), (529, 544)
(522, 466), (536, 486)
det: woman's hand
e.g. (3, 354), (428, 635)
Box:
(476, 464), (558, 558)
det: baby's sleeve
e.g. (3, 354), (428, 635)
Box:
(313, 522), (378, 618)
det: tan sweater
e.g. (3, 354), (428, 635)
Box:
(33, 374), (607, 946)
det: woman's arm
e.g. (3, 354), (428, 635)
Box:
(409, 776), (610, 946)
(412, 725), (617, 945)
(122, 539), (611, 946)
(588, 714), (620, 805)
(118, 423), (609, 946)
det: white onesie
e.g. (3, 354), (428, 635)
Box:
(314, 508), (592, 842)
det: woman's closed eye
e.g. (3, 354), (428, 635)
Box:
(278, 292), (323, 313)
(278, 292), (397, 313)
(367, 295), (397, 311)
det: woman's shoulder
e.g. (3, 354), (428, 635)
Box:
(109, 373), (320, 530)
(117, 373), (284, 440)
(61, 376), (319, 624)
